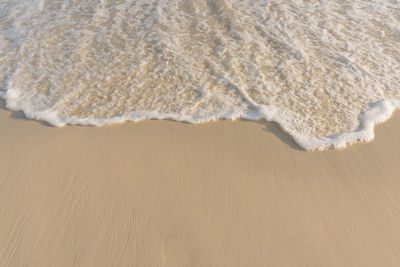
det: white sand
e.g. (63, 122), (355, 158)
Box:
(1, 99), (400, 266)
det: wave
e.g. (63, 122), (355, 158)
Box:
(1, 0), (400, 150)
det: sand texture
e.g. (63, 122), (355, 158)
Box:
(1, 99), (400, 266)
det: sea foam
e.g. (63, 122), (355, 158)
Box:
(1, 0), (400, 150)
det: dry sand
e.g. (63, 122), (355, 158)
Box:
(1, 99), (400, 266)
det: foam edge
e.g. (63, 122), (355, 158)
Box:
(290, 99), (400, 151)
(1, 93), (399, 151)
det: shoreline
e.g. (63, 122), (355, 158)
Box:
(1, 99), (400, 266)
(2, 97), (399, 151)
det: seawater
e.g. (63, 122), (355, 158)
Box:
(1, 0), (400, 150)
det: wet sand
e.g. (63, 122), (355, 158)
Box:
(1, 99), (400, 266)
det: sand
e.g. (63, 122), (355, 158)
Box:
(1, 99), (400, 266)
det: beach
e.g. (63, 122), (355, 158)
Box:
(1, 99), (400, 266)
(2, 1), (400, 266)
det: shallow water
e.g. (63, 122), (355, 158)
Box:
(1, 0), (400, 150)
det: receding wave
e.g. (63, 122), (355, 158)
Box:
(1, 0), (400, 150)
